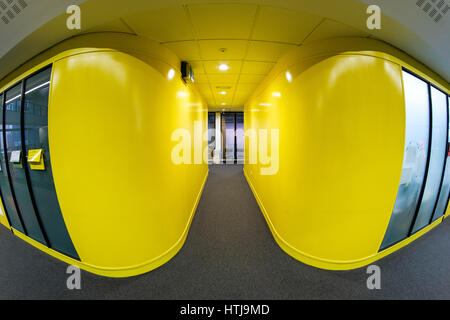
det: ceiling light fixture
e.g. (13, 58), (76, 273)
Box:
(218, 64), (229, 71)
(286, 71), (293, 83)
(167, 68), (175, 80)
(220, 91), (227, 95)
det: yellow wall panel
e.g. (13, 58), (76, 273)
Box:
(0, 33), (208, 277)
(244, 37), (449, 270)
(0, 201), (10, 229)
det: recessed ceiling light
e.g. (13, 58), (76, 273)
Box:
(221, 103), (227, 105)
(272, 92), (281, 98)
(285, 71), (292, 82)
(220, 91), (227, 95)
(167, 68), (176, 80)
(218, 64), (229, 71)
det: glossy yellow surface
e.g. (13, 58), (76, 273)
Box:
(0, 199), (9, 229)
(244, 37), (449, 270)
(0, 33), (208, 277)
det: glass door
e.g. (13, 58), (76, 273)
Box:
(220, 112), (244, 164)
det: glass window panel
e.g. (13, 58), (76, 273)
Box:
(5, 82), (46, 244)
(431, 95), (450, 221)
(0, 93), (24, 232)
(24, 67), (78, 258)
(380, 71), (430, 250)
(224, 113), (235, 162)
(236, 113), (244, 163)
(412, 87), (448, 232)
(208, 112), (215, 162)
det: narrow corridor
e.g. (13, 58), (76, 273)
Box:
(0, 165), (449, 299)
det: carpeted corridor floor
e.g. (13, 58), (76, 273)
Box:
(0, 164), (449, 299)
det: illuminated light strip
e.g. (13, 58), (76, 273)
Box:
(25, 81), (50, 95)
(5, 94), (21, 104)
(4, 81), (50, 104)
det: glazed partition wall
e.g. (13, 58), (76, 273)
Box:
(432, 95), (450, 221)
(380, 69), (450, 250)
(220, 112), (244, 164)
(0, 65), (78, 259)
(207, 112), (216, 162)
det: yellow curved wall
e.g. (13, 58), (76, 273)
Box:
(0, 200), (9, 229)
(0, 33), (208, 277)
(244, 37), (450, 270)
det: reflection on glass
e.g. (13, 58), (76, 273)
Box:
(0, 93), (24, 232)
(208, 112), (215, 162)
(224, 113), (235, 163)
(380, 71), (430, 250)
(24, 67), (78, 258)
(431, 95), (450, 221)
(411, 87), (448, 233)
(236, 113), (244, 163)
(5, 83), (46, 244)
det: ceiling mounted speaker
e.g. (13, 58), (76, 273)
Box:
(416, 0), (449, 22)
(181, 61), (194, 84)
(0, 0), (27, 25)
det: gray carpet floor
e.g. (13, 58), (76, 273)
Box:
(0, 164), (449, 299)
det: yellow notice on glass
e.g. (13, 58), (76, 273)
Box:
(28, 149), (45, 171)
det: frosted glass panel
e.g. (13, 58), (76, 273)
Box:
(431, 95), (450, 221)
(412, 87), (448, 232)
(380, 71), (430, 250)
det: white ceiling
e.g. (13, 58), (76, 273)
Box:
(0, 0), (448, 111)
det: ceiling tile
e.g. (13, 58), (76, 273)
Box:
(188, 3), (258, 39)
(246, 41), (297, 62)
(238, 74), (266, 83)
(163, 41), (201, 61)
(84, 19), (133, 34)
(203, 60), (243, 74)
(194, 74), (209, 83)
(251, 6), (323, 44)
(232, 94), (250, 106)
(123, 6), (194, 42)
(198, 40), (248, 60)
(195, 83), (212, 93)
(241, 61), (275, 75)
(207, 73), (239, 83)
(304, 19), (369, 44)
(189, 61), (206, 74)
(235, 83), (259, 93)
